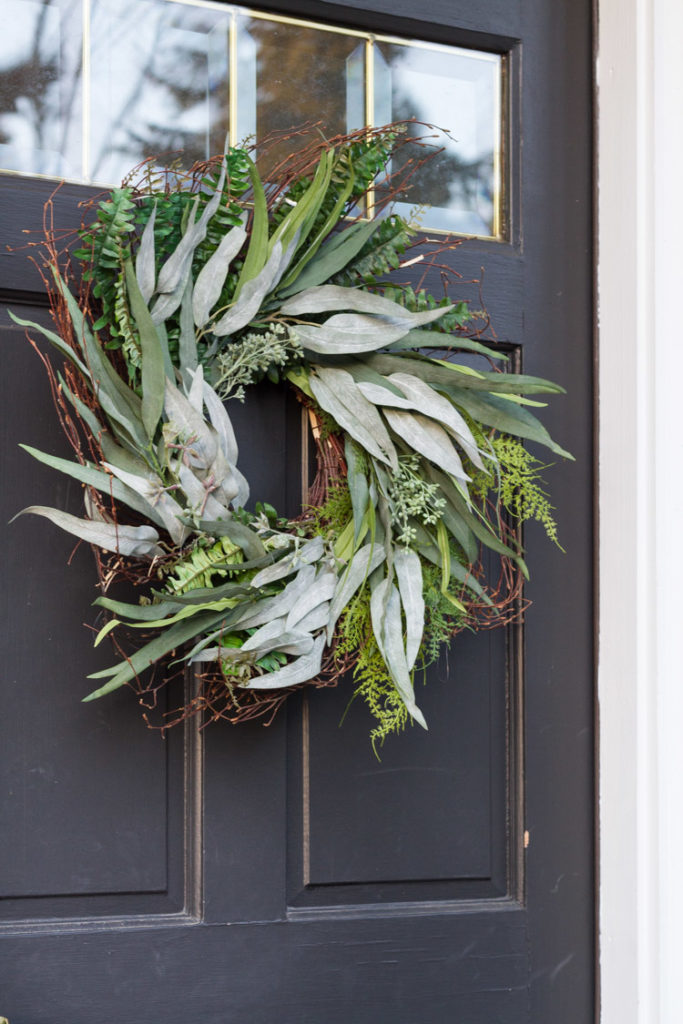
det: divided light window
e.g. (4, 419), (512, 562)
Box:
(0, 0), (503, 238)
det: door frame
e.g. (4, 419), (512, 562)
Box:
(597, 1), (683, 1021)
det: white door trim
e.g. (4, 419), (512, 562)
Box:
(598, 1), (683, 1021)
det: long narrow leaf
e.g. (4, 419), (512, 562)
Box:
(241, 633), (326, 690)
(135, 202), (157, 302)
(394, 547), (424, 670)
(125, 259), (165, 439)
(19, 444), (165, 528)
(15, 505), (162, 557)
(277, 217), (382, 298)
(310, 367), (398, 470)
(193, 219), (247, 327)
(383, 409), (470, 482)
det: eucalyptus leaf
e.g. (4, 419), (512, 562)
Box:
(344, 437), (370, 544)
(241, 633), (326, 690)
(211, 240), (284, 337)
(15, 505), (163, 558)
(296, 315), (413, 355)
(153, 151), (228, 304)
(383, 408), (470, 483)
(285, 568), (336, 631)
(19, 444), (165, 528)
(370, 577), (426, 729)
(124, 259), (165, 439)
(388, 328), (508, 360)
(280, 285), (453, 328)
(394, 547), (424, 670)
(193, 219), (247, 327)
(9, 310), (90, 379)
(309, 367), (398, 471)
(84, 607), (238, 699)
(233, 155), (269, 298)
(277, 217), (382, 298)
(51, 268), (146, 444)
(164, 378), (218, 468)
(235, 565), (316, 630)
(178, 275), (198, 385)
(442, 385), (573, 459)
(102, 460), (188, 545)
(201, 378), (239, 465)
(95, 596), (182, 621)
(387, 372), (485, 469)
(135, 201), (157, 303)
(327, 542), (386, 641)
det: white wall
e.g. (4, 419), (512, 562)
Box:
(598, 0), (683, 1021)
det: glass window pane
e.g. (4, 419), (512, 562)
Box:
(0, 0), (83, 179)
(374, 40), (501, 237)
(236, 14), (365, 176)
(89, 0), (230, 185)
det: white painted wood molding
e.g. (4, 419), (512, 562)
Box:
(598, 0), (683, 1021)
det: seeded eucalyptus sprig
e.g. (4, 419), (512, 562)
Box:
(12, 127), (569, 743)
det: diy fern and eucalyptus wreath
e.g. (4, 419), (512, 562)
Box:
(12, 126), (569, 747)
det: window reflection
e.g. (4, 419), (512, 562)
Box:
(89, 0), (230, 184)
(0, 0), (82, 178)
(237, 16), (365, 177)
(0, 0), (502, 239)
(374, 42), (499, 236)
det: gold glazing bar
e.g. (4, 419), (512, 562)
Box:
(82, 0), (91, 181)
(373, 31), (500, 64)
(242, 5), (368, 39)
(365, 38), (375, 217)
(229, 9), (238, 148)
(492, 55), (502, 239)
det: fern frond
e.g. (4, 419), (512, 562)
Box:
(165, 536), (244, 594)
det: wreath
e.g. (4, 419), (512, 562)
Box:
(12, 126), (569, 748)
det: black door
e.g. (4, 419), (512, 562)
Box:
(0, 1), (594, 1021)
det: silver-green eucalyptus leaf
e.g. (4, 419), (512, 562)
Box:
(370, 576), (426, 729)
(327, 542), (386, 641)
(178, 275), (198, 386)
(383, 408), (470, 483)
(280, 284), (453, 328)
(250, 536), (324, 588)
(236, 565), (316, 630)
(240, 633), (326, 690)
(200, 377), (239, 465)
(15, 505), (163, 558)
(193, 218), (247, 327)
(125, 259), (165, 439)
(285, 568), (336, 631)
(101, 461), (188, 545)
(164, 378), (218, 469)
(9, 311), (90, 380)
(309, 367), (398, 471)
(292, 602), (331, 635)
(177, 462), (229, 522)
(295, 315), (412, 354)
(135, 201), (157, 303)
(394, 546), (424, 671)
(210, 240), (284, 337)
(389, 372), (484, 466)
(19, 444), (165, 528)
(153, 153), (228, 304)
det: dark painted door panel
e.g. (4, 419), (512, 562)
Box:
(0, 0), (593, 1021)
